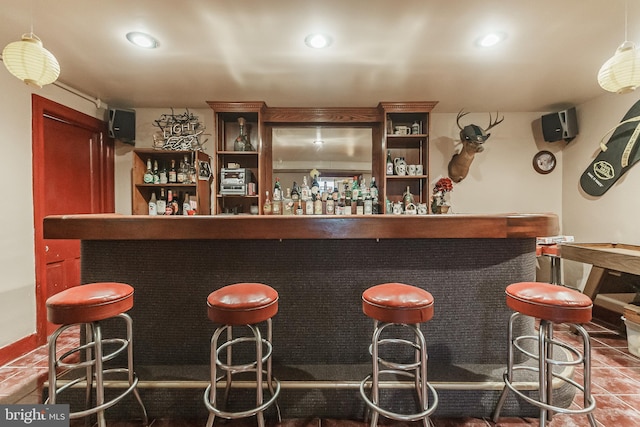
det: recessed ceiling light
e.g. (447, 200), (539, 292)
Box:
(126, 32), (159, 49)
(305, 33), (332, 49)
(477, 32), (506, 48)
(313, 139), (325, 144)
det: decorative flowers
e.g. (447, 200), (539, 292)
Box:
(432, 177), (453, 210)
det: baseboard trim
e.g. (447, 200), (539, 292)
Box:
(0, 334), (37, 366)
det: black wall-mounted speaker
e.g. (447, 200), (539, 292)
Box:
(108, 108), (136, 145)
(541, 107), (578, 142)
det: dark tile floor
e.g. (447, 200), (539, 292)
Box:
(1, 322), (640, 426)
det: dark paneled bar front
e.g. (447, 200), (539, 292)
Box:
(43, 213), (564, 420)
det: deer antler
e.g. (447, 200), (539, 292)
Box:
(485, 112), (504, 131)
(456, 110), (470, 130)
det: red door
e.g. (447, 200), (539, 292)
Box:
(32, 95), (114, 341)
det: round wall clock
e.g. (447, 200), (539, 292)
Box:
(533, 150), (556, 174)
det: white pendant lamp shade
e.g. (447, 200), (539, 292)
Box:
(597, 40), (640, 94)
(2, 33), (60, 88)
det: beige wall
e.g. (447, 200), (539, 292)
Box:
(562, 94), (640, 290)
(1, 64), (638, 353)
(0, 71), (103, 348)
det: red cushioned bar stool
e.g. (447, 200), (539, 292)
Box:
(204, 283), (281, 427)
(492, 282), (597, 427)
(359, 283), (438, 427)
(46, 282), (148, 427)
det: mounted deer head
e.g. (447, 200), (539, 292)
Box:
(447, 110), (504, 183)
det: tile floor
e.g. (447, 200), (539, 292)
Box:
(1, 322), (639, 426)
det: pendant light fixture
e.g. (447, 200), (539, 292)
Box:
(597, 0), (640, 94)
(2, 32), (60, 88)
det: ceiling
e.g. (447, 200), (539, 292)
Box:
(1, 0), (635, 114)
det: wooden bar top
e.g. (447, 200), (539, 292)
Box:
(44, 213), (558, 240)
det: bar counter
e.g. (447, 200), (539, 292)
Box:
(44, 213), (564, 420)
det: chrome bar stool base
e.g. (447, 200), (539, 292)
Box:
(492, 282), (597, 427)
(46, 283), (148, 427)
(205, 283), (281, 427)
(359, 283), (438, 427)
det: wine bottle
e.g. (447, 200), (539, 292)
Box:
(143, 159), (154, 183)
(148, 192), (157, 216)
(370, 177), (379, 201)
(263, 190), (272, 215)
(356, 195), (364, 215)
(156, 188), (167, 215)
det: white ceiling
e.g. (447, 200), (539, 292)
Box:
(1, 0), (635, 113)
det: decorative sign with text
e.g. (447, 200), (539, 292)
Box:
(152, 109), (207, 151)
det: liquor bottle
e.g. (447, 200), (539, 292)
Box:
(153, 160), (160, 184)
(159, 162), (168, 184)
(332, 186), (339, 203)
(313, 193), (322, 215)
(283, 188), (293, 215)
(263, 191), (272, 215)
(273, 177), (282, 202)
(356, 195), (364, 215)
(336, 195), (345, 215)
(143, 159), (154, 183)
(168, 159), (177, 183)
(177, 158), (186, 183)
(148, 192), (157, 216)
(182, 192), (191, 215)
(311, 174), (320, 197)
(370, 177), (379, 201)
(351, 176), (360, 200)
(188, 158), (197, 183)
(166, 189), (176, 215)
(291, 181), (300, 202)
(305, 196), (314, 215)
(156, 188), (167, 215)
(326, 197), (335, 215)
(344, 183), (352, 215)
(386, 150), (394, 175)
(364, 192), (373, 215)
(234, 117), (249, 151)
(301, 176), (311, 201)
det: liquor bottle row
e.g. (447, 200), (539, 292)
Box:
(143, 154), (198, 185)
(263, 175), (381, 215)
(148, 188), (197, 216)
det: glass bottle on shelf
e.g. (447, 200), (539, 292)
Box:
(386, 150), (394, 175)
(166, 190), (175, 215)
(351, 176), (360, 200)
(148, 192), (157, 216)
(403, 185), (415, 208)
(234, 117), (249, 151)
(313, 193), (322, 215)
(182, 192), (191, 215)
(153, 160), (160, 184)
(188, 155), (197, 184)
(364, 192), (373, 215)
(356, 195), (364, 215)
(177, 159), (186, 183)
(159, 162), (168, 184)
(305, 195), (314, 215)
(283, 188), (293, 215)
(326, 195), (335, 215)
(291, 181), (300, 202)
(370, 177), (379, 201)
(273, 177), (282, 201)
(169, 160), (177, 183)
(263, 191), (272, 215)
(143, 159), (154, 183)
(311, 174), (320, 197)
(156, 188), (167, 215)
(300, 176), (310, 201)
